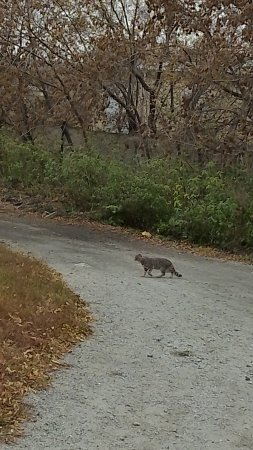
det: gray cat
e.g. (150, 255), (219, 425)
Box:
(135, 254), (182, 278)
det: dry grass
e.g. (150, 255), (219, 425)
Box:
(0, 243), (92, 442)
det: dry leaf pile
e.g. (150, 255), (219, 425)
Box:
(0, 244), (92, 442)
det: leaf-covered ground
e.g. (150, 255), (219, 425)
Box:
(0, 244), (92, 442)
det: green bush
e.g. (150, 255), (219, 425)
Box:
(61, 153), (108, 209)
(1, 133), (253, 251)
(102, 176), (169, 228)
(0, 134), (57, 193)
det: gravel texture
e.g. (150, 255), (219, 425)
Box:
(0, 215), (253, 450)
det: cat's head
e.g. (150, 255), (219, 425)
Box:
(135, 253), (143, 261)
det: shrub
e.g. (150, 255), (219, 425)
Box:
(1, 133), (253, 251)
(61, 153), (108, 209)
(0, 134), (55, 191)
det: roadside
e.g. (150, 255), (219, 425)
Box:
(1, 195), (252, 266)
(0, 242), (92, 442)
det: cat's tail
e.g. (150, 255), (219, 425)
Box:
(173, 266), (182, 277)
(175, 271), (182, 278)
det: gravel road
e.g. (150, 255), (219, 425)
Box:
(0, 214), (253, 450)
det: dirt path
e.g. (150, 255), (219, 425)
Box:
(0, 214), (253, 450)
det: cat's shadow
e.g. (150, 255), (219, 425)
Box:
(141, 275), (175, 280)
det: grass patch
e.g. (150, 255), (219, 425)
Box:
(0, 243), (92, 442)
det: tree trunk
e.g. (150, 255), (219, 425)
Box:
(60, 121), (73, 156)
(127, 113), (139, 134)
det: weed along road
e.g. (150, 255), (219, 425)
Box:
(0, 214), (253, 450)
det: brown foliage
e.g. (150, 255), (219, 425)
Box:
(0, 0), (252, 162)
(0, 244), (92, 442)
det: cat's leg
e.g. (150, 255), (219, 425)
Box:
(158, 269), (166, 278)
(142, 267), (148, 277)
(148, 268), (153, 277)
